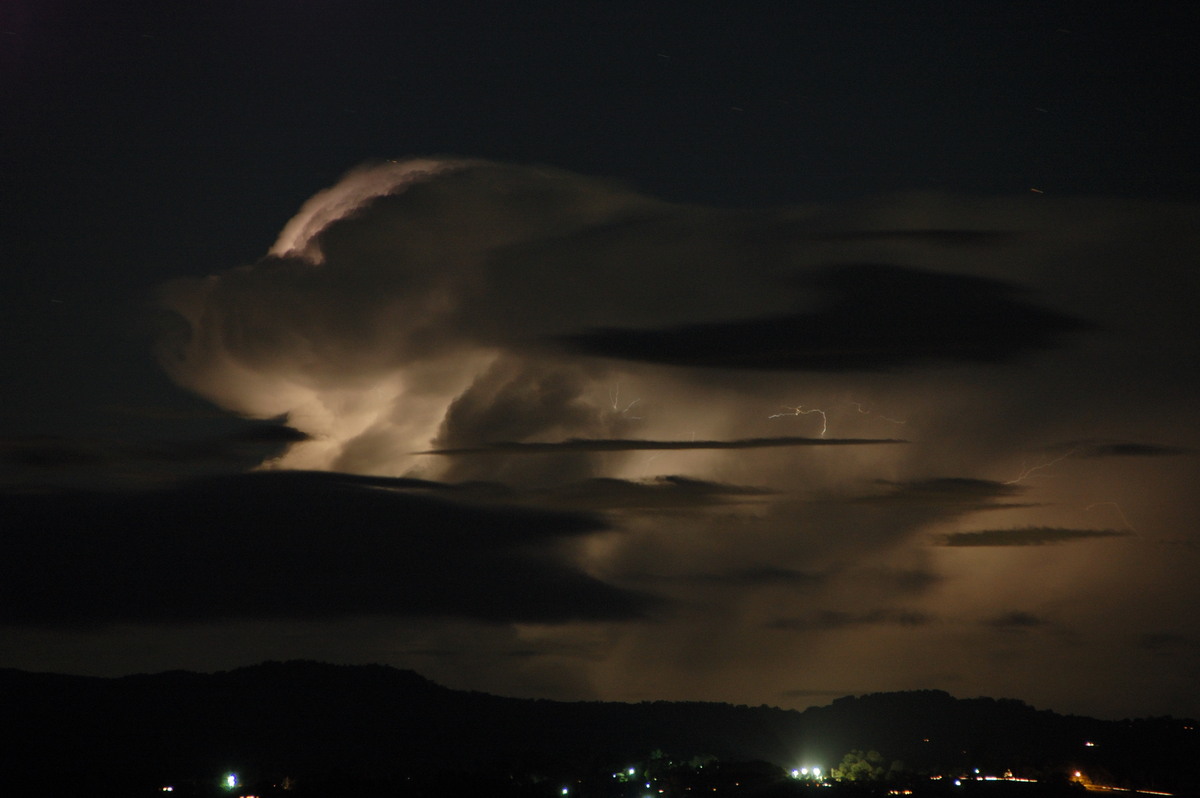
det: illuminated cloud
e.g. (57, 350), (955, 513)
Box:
(153, 159), (1107, 483)
(134, 159), (1200, 717)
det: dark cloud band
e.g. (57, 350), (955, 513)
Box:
(559, 263), (1091, 371)
(420, 436), (907, 455)
(934, 527), (1133, 547)
(0, 471), (655, 627)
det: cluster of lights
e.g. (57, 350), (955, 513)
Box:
(935, 772), (1039, 787)
(789, 766), (822, 780)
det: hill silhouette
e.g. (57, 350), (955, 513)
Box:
(1, 661), (1195, 796)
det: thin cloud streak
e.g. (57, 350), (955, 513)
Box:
(419, 436), (908, 455)
(934, 527), (1134, 547)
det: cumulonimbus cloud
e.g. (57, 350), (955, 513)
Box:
(152, 158), (1117, 485)
(137, 159), (1200, 711)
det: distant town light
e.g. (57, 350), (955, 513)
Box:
(225, 773), (238, 790)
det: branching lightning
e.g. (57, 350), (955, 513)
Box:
(769, 405), (828, 437)
(1004, 448), (1078, 485)
(608, 383), (642, 419)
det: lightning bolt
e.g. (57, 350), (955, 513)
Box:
(608, 383), (642, 418)
(769, 405), (828, 437)
(1085, 501), (1137, 534)
(849, 401), (907, 425)
(1004, 448), (1079, 485)
(639, 451), (665, 477)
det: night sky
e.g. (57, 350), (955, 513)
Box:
(4, 1), (1200, 721)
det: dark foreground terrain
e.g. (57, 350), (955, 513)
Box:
(1, 661), (1193, 797)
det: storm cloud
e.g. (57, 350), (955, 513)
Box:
(129, 160), (1200, 716)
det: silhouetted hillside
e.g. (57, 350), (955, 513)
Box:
(1, 661), (1195, 796)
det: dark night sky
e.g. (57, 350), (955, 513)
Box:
(3, 1), (1200, 720)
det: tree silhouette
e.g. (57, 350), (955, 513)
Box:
(831, 749), (886, 781)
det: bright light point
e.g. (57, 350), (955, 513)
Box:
(1084, 741), (1095, 747)
(225, 773), (238, 790)
(812, 767), (821, 777)
(562, 788), (569, 795)
(628, 768), (636, 775)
